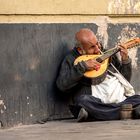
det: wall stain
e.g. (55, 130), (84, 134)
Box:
(94, 17), (139, 69)
(117, 25), (138, 69)
(28, 57), (40, 70)
(108, 0), (140, 14)
(95, 16), (109, 49)
(0, 100), (6, 114)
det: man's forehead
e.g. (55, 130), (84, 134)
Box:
(76, 29), (95, 39)
(77, 34), (97, 44)
(82, 36), (98, 45)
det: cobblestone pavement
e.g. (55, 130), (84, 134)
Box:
(0, 119), (140, 140)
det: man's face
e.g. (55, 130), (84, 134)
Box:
(82, 36), (101, 55)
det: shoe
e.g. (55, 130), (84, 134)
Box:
(77, 108), (88, 122)
(36, 118), (47, 124)
(69, 105), (81, 118)
(133, 105), (140, 119)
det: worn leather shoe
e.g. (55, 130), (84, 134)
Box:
(77, 108), (88, 122)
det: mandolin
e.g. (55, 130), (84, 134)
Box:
(74, 38), (140, 79)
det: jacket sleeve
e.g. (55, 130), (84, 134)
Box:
(111, 55), (132, 82)
(56, 55), (87, 92)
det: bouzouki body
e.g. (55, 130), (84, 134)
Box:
(74, 55), (109, 78)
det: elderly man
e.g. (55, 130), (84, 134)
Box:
(56, 28), (140, 122)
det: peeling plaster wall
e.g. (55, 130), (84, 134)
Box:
(117, 26), (139, 69)
(94, 17), (109, 49)
(0, 99), (6, 114)
(93, 17), (140, 71)
(108, 0), (140, 14)
(0, 0), (140, 23)
(0, 23), (140, 128)
(0, 0), (140, 128)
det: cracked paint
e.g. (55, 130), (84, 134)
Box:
(27, 96), (29, 100)
(30, 114), (33, 117)
(94, 16), (109, 49)
(15, 111), (18, 114)
(14, 73), (22, 81)
(108, 0), (140, 14)
(0, 100), (6, 114)
(28, 57), (40, 70)
(117, 26), (139, 69)
(94, 17), (139, 69)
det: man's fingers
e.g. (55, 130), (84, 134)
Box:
(85, 59), (101, 71)
(94, 65), (101, 71)
(119, 44), (126, 49)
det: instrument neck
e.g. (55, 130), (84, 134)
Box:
(96, 47), (120, 63)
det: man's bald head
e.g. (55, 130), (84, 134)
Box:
(75, 28), (100, 55)
(75, 28), (97, 46)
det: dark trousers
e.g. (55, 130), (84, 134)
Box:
(70, 94), (140, 121)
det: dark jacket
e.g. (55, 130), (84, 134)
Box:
(56, 47), (132, 101)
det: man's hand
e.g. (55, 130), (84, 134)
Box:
(119, 45), (129, 61)
(84, 59), (101, 71)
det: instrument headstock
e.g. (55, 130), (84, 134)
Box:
(120, 38), (140, 49)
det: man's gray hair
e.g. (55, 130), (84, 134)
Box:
(75, 40), (83, 48)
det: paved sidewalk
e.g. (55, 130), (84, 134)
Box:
(0, 119), (140, 140)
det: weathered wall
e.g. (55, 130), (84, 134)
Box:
(0, 0), (140, 15)
(0, 23), (140, 128)
(0, 0), (140, 128)
(0, 0), (140, 23)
